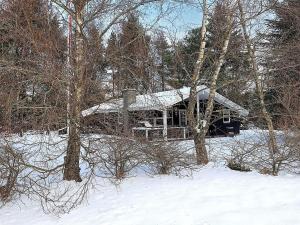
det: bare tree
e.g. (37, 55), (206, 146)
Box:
(0, 0), (66, 135)
(187, 0), (236, 165)
(237, 0), (279, 166)
(186, 0), (208, 165)
(50, 0), (162, 182)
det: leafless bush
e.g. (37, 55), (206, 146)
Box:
(0, 143), (24, 203)
(141, 141), (195, 176)
(225, 146), (252, 172)
(248, 132), (300, 175)
(221, 131), (300, 175)
(84, 136), (143, 180)
(0, 133), (98, 215)
(221, 139), (257, 172)
(83, 136), (196, 179)
(272, 130), (300, 174)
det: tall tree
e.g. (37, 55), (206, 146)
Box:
(178, 1), (250, 104)
(264, 0), (300, 127)
(119, 14), (152, 92)
(187, 0), (209, 165)
(187, 0), (236, 165)
(106, 32), (121, 96)
(206, 1), (250, 103)
(84, 23), (106, 107)
(0, 0), (66, 133)
(237, 0), (279, 170)
(51, 0), (160, 182)
(153, 31), (173, 91)
(177, 27), (202, 86)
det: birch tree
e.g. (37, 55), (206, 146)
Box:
(187, 0), (208, 165)
(187, 0), (236, 165)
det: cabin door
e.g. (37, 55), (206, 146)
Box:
(179, 109), (187, 127)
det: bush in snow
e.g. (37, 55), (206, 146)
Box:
(84, 136), (143, 180)
(221, 130), (300, 175)
(222, 140), (254, 172)
(0, 143), (24, 204)
(141, 141), (195, 176)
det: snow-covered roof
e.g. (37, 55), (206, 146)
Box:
(82, 85), (249, 117)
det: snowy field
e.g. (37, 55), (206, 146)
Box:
(1, 130), (300, 225)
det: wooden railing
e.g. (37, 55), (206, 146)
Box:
(132, 126), (191, 141)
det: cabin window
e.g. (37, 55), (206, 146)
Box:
(153, 110), (172, 127)
(179, 109), (187, 127)
(155, 118), (163, 126)
(167, 110), (173, 118)
(223, 109), (231, 124)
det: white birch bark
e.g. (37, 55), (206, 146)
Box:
(187, 0), (209, 165)
(188, 0), (236, 165)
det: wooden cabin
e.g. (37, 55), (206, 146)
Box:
(82, 86), (249, 141)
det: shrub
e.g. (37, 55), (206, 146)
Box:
(141, 141), (195, 176)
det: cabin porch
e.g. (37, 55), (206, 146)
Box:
(130, 100), (241, 141)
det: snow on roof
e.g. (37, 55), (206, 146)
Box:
(82, 85), (249, 117)
(213, 92), (249, 117)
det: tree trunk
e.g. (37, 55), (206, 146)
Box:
(187, 0), (209, 165)
(194, 133), (209, 164)
(237, 0), (278, 155)
(188, 0), (234, 165)
(63, 4), (85, 182)
(201, 13), (234, 135)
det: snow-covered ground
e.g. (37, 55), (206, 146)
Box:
(1, 130), (300, 225)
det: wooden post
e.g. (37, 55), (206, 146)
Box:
(196, 93), (200, 125)
(146, 129), (149, 140)
(163, 109), (168, 141)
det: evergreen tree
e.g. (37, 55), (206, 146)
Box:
(181, 27), (202, 84)
(206, 1), (249, 103)
(84, 24), (106, 107)
(118, 14), (152, 92)
(264, 0), (300, 127)
(106, 32), (122, 96)
(153, 31), (173, 91)
(266, 0), (300, 83)
(86, 24), (105, 81)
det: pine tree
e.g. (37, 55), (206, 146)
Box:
(177, 27), (201, 86)
(119, 14), (152, 92)
(106, 32), (121, 96)
(84, 24), (106, 107)
(264, 0), (300, 127)
(266, 0), (300, 83)
(153, 32), (172, 91)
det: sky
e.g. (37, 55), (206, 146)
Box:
(53, 1), (203, 42)
(140, 2), (203, 40)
